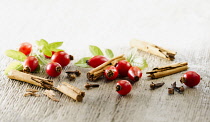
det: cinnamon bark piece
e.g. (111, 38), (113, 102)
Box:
(56, 82), (84, 102)
(43, 90), (59, 102)
(8, 70), (53, 89)
(130, 40), (176, 60)
(146, 62), (188, 79)
(87, 55), (125, 81)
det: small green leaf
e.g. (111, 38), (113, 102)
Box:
(130, 57), (148, 70)
(35, 54), (49, 65)
(51, 48), (64, 52)
(5, 50), (27, 62)
(105, 49), (114, 58)
(48, 42), (63, 50)
(4, 61), (23, 75)
(74, 57), (91, 68)
(126, 47), (138, 62)
(42, 47), (52, 57)
(89, 45), (104, 56)
(36, 39), (48, 46)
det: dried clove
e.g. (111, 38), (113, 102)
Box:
(150, 82), (165, 90)
(171, 82), (184, 93)
(84, 83), (100, 89)
(68, 74), (76, 81)
(168, 88), (174, 94)
(66, 70), (81, 76)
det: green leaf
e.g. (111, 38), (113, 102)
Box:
(130, 57), (148, 70)
(74, 57), (91, 68)
(5, 50), (27, 62)
(48, 42), (63, 50)
(105, 49), (114, 58)
(89, 45), (104, 56)
(126, 47), (138, 62)
(4, 61), (23, 75)
(42, 46), (52, 57)
(33, 64), (41, 73)
(35, 54), (49, 65)
(51, 48), (64, 52)
(36, 39), (48, 46)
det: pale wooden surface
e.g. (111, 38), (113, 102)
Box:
(1, 0), (210, 122)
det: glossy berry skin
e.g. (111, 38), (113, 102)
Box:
(46, 62), (62, 77)
(87, 55), (108, 68)
(180, 71), (200, 87)
(104, 66), (119, 80)
(116, 80), (132, 96)
(115, 60), (132, 77)
(19, 42), (32, 55)
(23, 56), (39, 72)
(128, 66), (142, 82)
(44, 51), (55, 59)
(51, 51), (70, 67)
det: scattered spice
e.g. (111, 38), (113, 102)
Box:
(43, 90), (59, 102)
(150, 82), (165, 90)
(168, 88), (174, 94)
(66, 70), (81, 76)
(84, 83), (100, 90)
(68, 74), (76, 81)
(171, 82), (184, 93)
(24, 89), (40, 97)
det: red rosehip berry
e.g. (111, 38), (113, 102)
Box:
(115, 60), (132, 77)
(23, 56), (39, 73)
(19, 42), (32, 55)
(128, 66), (142, 82)
(104, 66), (119, 80)
(51, 51), (71, 67)
(116, 80), (132, 96)
(180, 71), (200, 87)
(87, 55), (108, 68)
(46, 62), (62, 77)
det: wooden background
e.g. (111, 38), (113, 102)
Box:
(0, 0), (210, 122)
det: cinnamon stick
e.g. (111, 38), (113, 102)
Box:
(130, 40), (176, 60)
(87, 55), (125, 81)
(56, 82), (84, 102)
(146, 62), (188, 79)
(8, 70), (53, 89)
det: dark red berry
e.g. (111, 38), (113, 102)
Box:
(44, 51), (55, 59)
(51, 51), (70, 67)
(128, 66), (142, 82)
(115, 60), (132, 77)
(104, 66), (118, 80)
(46, 62), (62, 77)
(87, 55), (108, 68)
(180, 71), (200, 87)
(23, 56), (39, 73)
(19, 42), (32, 55)
(116, 80), (132, 96)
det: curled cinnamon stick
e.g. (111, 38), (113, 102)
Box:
(8, 70), (53, 89)
(87, 55), (125, 81)
(56, 82), (84, 102)
(146, 62), (188, 79)
(130, 40), (176, 60)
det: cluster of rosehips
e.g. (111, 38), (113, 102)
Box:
(19, 42), (72, 77)
(87, 55), (143, 96)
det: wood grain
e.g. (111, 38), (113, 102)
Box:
(1, 43), (210, 122)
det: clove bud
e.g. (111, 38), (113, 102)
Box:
(150, 82), (165, 90)
(168, 88), (174, 94)
(66, 70), (81, 76)
(84, 83), (100, 90)
(171, 82), (184, 93)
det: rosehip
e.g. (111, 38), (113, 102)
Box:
(104, 66), (118, 80)
(115, 60), (132, 77)
(19, 42), (32, 55)
(87, 55), (108, 68)
(23, 56), (39, 73)
(51, 51), (72, 67)
(116, 80), (132, 96)
(180, 71), (200, 87)
(128, 66), (142, 82)
(46, 62), (62, 77)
